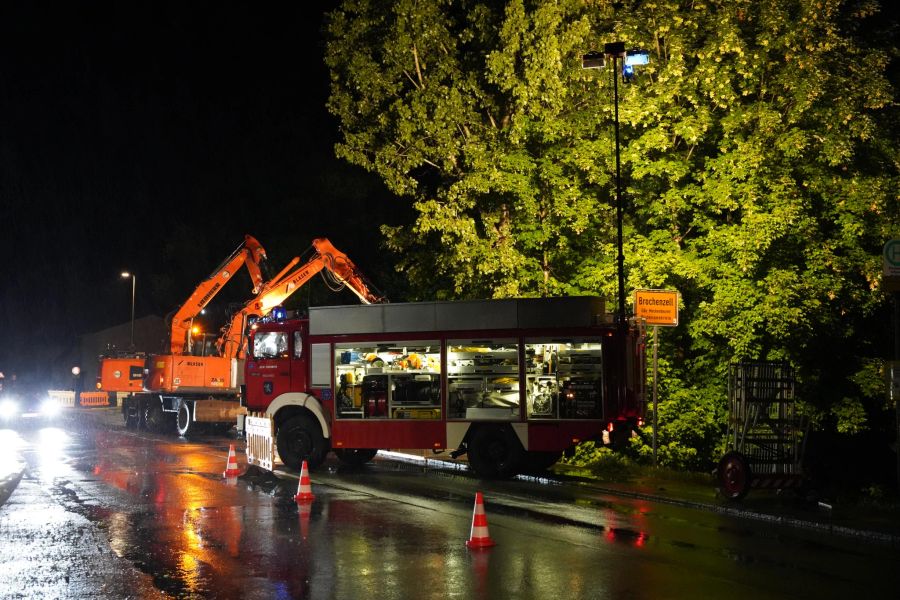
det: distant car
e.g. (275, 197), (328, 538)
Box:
(0, 385), (62, 426)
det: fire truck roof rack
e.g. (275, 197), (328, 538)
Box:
(308, 296), (607, 336)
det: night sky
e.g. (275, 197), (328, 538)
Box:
(0, 3), (402, 377)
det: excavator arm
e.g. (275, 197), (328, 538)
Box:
(217, 238), (384, 358)
(168, 235), (268, 354)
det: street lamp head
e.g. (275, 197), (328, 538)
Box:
(625, 50), (650, 66)
(581, 51), (606, 70)
(121, 271), (131, 279)
(622, 49), (650, 82)
(604, 41), (626, 57)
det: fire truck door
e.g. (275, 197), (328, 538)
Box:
(246, 330), (292, 409)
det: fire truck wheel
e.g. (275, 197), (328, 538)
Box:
(717, 451), (751, 500)
(176, 402), (193, 437)
(467, 425), (524, 479)
(277, 415), (327, 470)
(334, 448), (377, 466)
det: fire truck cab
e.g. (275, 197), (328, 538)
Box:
(244, 297), (645, 478)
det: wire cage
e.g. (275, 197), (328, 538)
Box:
(719, 362), (807, 499)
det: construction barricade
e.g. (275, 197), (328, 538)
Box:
(245, 413), (275, 472)
(48, 390), (119, 408)
(48, 390), (75, 408)
(78, 392), (111, 407)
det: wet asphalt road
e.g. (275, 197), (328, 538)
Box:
(1, 409), (899, 600)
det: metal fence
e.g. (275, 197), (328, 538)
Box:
(727, 362), (806, 476)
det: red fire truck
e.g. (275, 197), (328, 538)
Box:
(244, 297), (645, 478)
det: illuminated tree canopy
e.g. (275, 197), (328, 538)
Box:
(326, 0), (899, 468)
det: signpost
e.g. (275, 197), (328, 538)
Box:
(886, 240), (900, 485)
(884, 239), (900, 273)
(634, 289), (679, 465)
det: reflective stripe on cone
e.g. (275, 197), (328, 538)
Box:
(466, 491), (496, 549)
(223, 444), (241, 478)
(295, 460), (315, 503)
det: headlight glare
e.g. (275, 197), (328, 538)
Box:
(41, 398), (61, 417)
(0, 398), (19, 420)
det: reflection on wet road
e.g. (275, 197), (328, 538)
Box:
(1, 413), (898, 599)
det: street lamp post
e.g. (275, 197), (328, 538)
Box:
(583, 42), (626, 325)
(582, 43), (650, 325)
(608, 42), (627, 327)
(121, 272), (136, 349)
(583, 41), (651, 453)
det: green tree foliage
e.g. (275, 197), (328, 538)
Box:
(326, 0), (899, 469)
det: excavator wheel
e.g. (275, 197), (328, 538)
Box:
(123, 398), (140, 430)
(176, 401), (194, 437)
(143, 400), (171, 433)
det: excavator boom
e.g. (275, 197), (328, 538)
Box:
(168, 234), (267, 354)
(217, 238), (384, 358)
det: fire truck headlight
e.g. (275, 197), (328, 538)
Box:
(0, 398), (20, 420)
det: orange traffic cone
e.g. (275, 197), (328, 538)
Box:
(223, 444), (241, 478)
(294, 460), (315, 502)
(466, 491), (496, 549)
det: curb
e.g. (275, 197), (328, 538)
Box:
(561, 475), (900, 547)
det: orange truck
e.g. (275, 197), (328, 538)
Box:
(122, 238), (383, 436)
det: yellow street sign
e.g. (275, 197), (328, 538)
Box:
(635, 289), (679, 326)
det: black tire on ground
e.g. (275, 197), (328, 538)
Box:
(717, 451), (752, 500)
(176, 401), (193, 437)
(276, 415), (328, 470)
(123, 399), (139, 429)
(334, 448), (378, 466)
(522, 450), (562, 473)
(143, 399), (169, 433)
(466, 425), (525, 479)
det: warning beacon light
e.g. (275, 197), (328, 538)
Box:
(625, 50), (650, 66)
(623, 50), (650, 81)
(272, 306), (287, 322)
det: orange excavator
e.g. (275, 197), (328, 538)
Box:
(131, 238), (383, 436)
(99, 235), (268, 397)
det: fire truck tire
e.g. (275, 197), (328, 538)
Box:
(277, 415), (327, 470)
(717, 451), (751, 500)
(467, 425), (524, 479)
(176, 402), (193, 438)
(334, 448), (378, 466)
